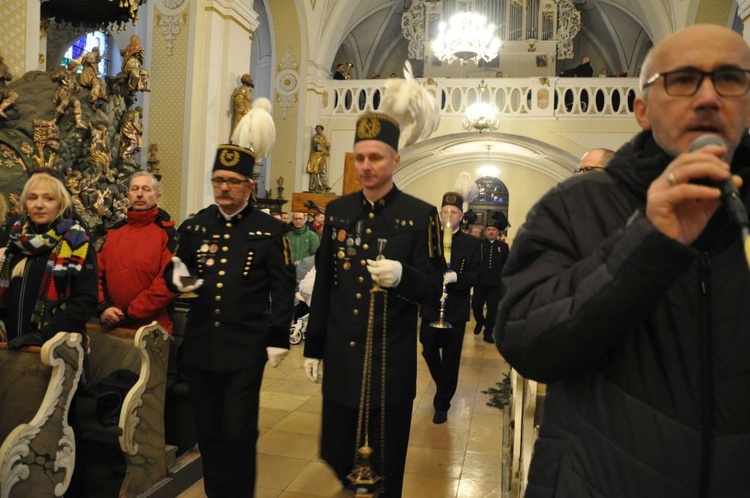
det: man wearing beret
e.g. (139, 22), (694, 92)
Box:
(164, 143), (296, 497)
(419, 192), (481, 424)
(472, 216), (510, 344)
(303, 112), (444, 497)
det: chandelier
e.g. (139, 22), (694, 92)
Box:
(432, 12), (502, 64)
(463, 80), (500, 133)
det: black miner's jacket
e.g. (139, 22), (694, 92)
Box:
(497, 131), (750, 497)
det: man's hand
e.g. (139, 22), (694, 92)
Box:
(303, 357), (321, 383)
(266, 347), (289, 367)
(646, 146), (736, 245)
(171, 256), (204, 292)
(443, 271), (458, 286)
(366, 259), (403, 288)
(100, 307), (125, 328)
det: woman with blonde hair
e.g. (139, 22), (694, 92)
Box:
(0, 173), (97, 348)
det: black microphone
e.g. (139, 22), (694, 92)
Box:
(689, 134), (749, 227)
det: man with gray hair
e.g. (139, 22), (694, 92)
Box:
(97, 170), (178, 332)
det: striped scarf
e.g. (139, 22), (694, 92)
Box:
(0, 218), (89, 330)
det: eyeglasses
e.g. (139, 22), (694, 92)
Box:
(211, 177), (249, 188)
(574, 166), (604, 174)
(643, 68), (750, 97)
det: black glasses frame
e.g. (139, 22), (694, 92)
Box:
(643, 68), (750, 97)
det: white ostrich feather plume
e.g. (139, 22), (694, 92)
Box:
(453, 172), (478, 204)
(379, 61), (441, 147)
(231, 97), (276, 159)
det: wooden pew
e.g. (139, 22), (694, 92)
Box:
(0, 332), (84, 497)
(82, 322), (170, 498)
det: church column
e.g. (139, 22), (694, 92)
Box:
(160, 0), (259, 219)
(0, 0), (41, 77)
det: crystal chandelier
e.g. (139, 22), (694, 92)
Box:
(432, 12), (502, 63)
(463, 80), (500, 133)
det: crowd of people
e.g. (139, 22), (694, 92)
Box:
(3, 22), (750, 498)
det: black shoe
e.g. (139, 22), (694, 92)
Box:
(432, 410), (448, 424)
(473, 321), (484, 335)
(483, 331), (495, 344)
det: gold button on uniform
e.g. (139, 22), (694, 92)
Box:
(216, 283), (224, 288)
(214, 309), (220, 315)
(353, 309), (359, 316)
(222, 246), (229, 252)
(368, 213), (375, 219)
(360, 259), (367, 266)
(221, 258), (227, 263)
(363, 244), (369, 250)
(215, 296), (222, 301)
(365, 228), (372, 234)
(223, 234), (230, 239)
(356, 293), (362, 299)
(218, 270), (226, 276)
(349, 341), (356, 347)
(358, 276), (364, 283)
(213, 321), (221, 327)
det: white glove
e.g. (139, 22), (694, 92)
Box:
(443, 271), (458, 285)
(171, 256), (204, 292)
(303, 357), (321, 383)
(366, 259), (403, 288)
(266, 347), (289, 367)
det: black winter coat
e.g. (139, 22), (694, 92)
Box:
(497, 131), (750, 497)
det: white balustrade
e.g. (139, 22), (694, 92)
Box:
(322, 77), (639, 119)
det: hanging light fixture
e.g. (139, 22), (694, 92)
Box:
(463, 80), (500, 133)
(432, 12), (502, 64)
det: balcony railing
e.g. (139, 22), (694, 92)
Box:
(322, 77), (640, 119)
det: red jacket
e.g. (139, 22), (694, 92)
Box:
(98, 207), (177, 333)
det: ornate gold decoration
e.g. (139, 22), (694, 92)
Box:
(220, 149), (241, 167)
(358, 116), (381, 140)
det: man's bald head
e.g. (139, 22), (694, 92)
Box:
(577, 148), (614, 173)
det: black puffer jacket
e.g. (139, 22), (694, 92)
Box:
(497, 130), (750, 497)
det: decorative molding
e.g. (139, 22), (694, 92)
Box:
(402, 0), (426, 60)
(275, 46), (300, 120)
(157, 13), (187, 56)
(556, 0), (581, 60)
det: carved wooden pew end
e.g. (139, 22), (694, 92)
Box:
(0, 332), (84, 497)
(80, 321), (170, 498)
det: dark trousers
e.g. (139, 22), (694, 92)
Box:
(472, 284), (502, 334)
(321, 398), (413, 497)
(419, 319), (466, 411)
(186, 363), (265, 498)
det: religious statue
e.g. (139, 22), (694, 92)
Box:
(121, 35), (150, 93)
(306, 124), (331, 192)
(276, 176), (285, 200)
(147, 143), (161, 178)
(0, 53), (19, 119)
(119, 106), (143, 165)
(79, 46), (108, 104)
(231, 73), (254, 135)
(89, 123), (112, 176)
(52, 61), (87, 130)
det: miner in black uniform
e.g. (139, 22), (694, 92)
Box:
(302, 111), (443, 497)
(471, 214), (510, 344)
(164, 142), (295, 498)
(419, 191), (481, 424)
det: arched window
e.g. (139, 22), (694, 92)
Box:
(62, 31), (109, 76)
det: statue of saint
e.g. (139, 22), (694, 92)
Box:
(119, 106), (143, 165)
(79, 46), (108, 103)
(306, 125), (330, 192)
(0, 52), (19, 119)
(121, 35), (150, 93)
(231, 73), (254, 134)
(52, 61), (87, 130)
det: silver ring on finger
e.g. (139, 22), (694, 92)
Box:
(666, 171), (677, 186)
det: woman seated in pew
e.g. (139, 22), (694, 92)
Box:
(0, 172), (98, 349)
